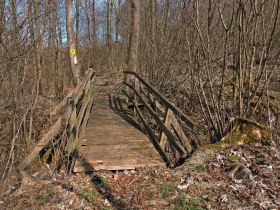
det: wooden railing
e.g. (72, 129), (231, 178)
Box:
(20, 69), (96, 170)
(123, 71), (204, 167)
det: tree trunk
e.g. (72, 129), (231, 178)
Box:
(11, 0), (18, 43)
(91, 0), (97, 45)
(115, 0), (121, 43)
(127, 0), (141, 72)
(75, 0), (80, 53)
(162, 0), (169, 36)
(150, 0), (156, 77)
(66, 0), (80, 86)
(87, 0), (96, 67)
(0, 0), (5, 44)
(106, 0), (114, 67)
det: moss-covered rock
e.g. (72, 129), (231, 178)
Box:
(220, 118), (271, 146)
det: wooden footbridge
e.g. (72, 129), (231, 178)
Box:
(20, 69), (203, 172)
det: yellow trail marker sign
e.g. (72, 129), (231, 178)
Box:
(70, 49), (76, 55)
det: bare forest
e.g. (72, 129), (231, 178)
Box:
(1, 0), (280, 209)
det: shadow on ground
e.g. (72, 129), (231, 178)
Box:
(108, 94), (144, 133)
(78, 154), (131, 210)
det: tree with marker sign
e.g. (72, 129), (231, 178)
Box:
(66, 0), (81, 86)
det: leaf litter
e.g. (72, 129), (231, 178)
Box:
(1, 142), (279, 209)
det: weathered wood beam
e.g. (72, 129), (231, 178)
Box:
(132, 100), (173, 167)
(78, 98), (94, 143)
(124, 82), (188, 158)
(123, 71), (204, 134)
(20, 70), (96, 170)
(64, 83), (93, 156)
(169, 112), (193, 153)
(51, 69), (96, 116)
(71, 71), (95, 105)
(151, 93), (165, 115)
(159, 108), (172, 150)
(20, 98), (74, 170)
(51, 89), (74, 116)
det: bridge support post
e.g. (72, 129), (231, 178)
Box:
(133, 76), (140, 116)
(124, 74), (129, 104)
(159, 108), (173, 150)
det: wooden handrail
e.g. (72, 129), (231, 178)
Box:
(64, 80), (94, 156)
(123, 71), (206, 166)
(20, 69), (96, 170)
(51, 69), (96, 116)
(132, 99), (173, 167)
(123, 71), (204, 134)
(124, 82), (188, 157)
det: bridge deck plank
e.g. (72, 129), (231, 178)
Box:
(74, 97), (164, 172)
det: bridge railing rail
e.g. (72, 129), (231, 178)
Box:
(20, 69), (96, 170)
(123, 71), (204, 167)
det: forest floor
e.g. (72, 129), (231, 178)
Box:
(1, 143), (279, 209)
(1, 71), (279, 209)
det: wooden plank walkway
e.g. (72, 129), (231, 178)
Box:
(74, 96), (164, 172)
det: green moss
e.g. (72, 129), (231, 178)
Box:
(34, 184), (57, 206)
(80, 188), (96, 202)
(40, 147), (53, 163)
(158, 183), (175, 198)
(261, 127), (271, 144)
(157, 156), (165, 163)
(174, 193), (205, 210)
(132, 145), (151, 151)
(222, 119), (271, 146)
(198, 128), (206, 136)
(98, 177), (108, 186)
(194, 164), (205, 173)
(228, 155), (240, 163)
(26, 157), (46, 174)
(204, 152), (215, 164)
(200, 143), (222, 150)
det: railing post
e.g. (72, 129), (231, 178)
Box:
(134, 75), (140, 116)
(65, 79), (93, 157)
(124, 74), (129, 104)
(159, 108), (173, 150)
(78, 82), (94, 144)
